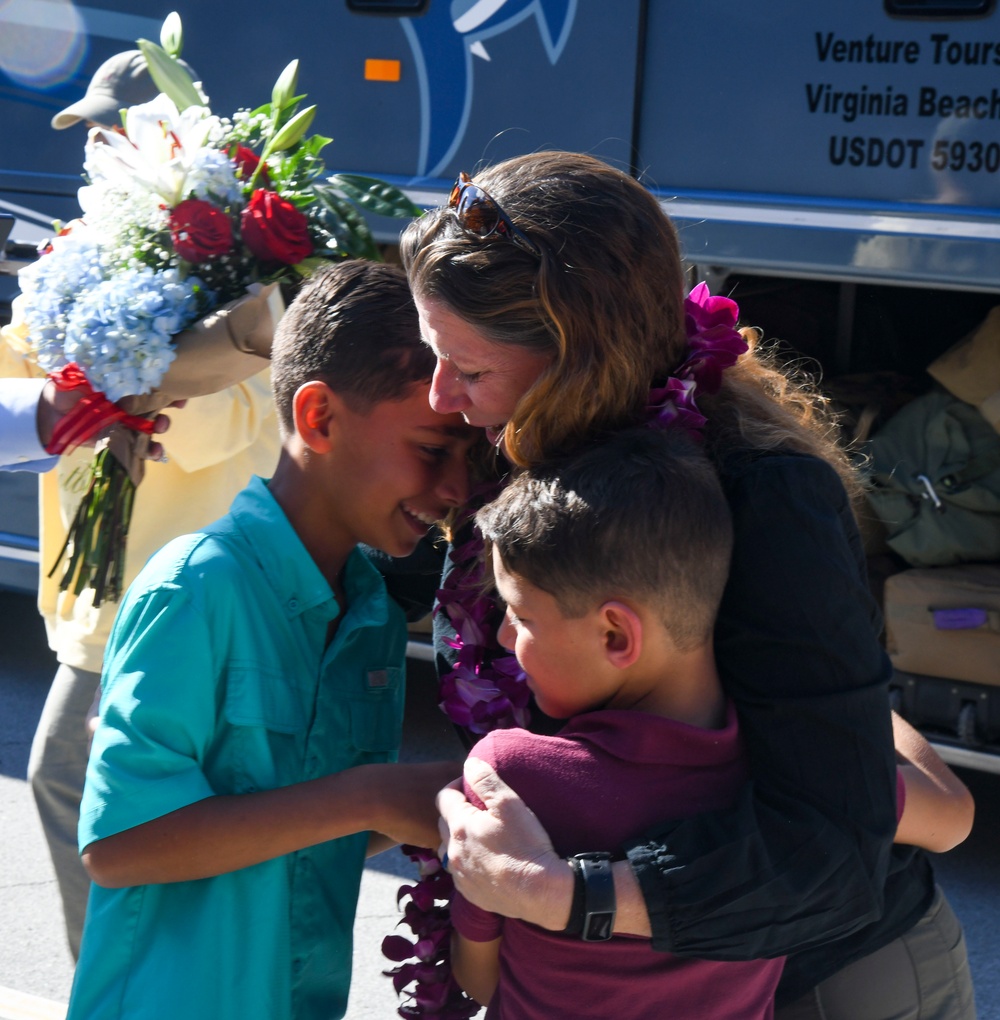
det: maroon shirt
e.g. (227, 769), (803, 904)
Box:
(452, 704), (784, 1020)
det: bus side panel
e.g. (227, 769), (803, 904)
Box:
(639, 0), (1000, 208)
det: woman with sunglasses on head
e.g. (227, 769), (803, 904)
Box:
(399, 150), (974, 1019)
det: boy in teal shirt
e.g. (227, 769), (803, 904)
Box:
(67, 262), (476, 1020)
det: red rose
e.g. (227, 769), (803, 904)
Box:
(240, 189), (313, 265)
(230, 145), (269, 185)
(168, 198), (233, 262)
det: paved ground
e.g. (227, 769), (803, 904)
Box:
(2, 586), (999, 1018)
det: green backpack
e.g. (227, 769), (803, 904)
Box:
(864, 389), (1000, 568)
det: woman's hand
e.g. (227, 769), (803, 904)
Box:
(436, 756), (573, 931)
(437, 756), (653, 937)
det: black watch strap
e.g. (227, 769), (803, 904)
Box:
(563, 852), (616, 942)
(563, 857), (586, 937)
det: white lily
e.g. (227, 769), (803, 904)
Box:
(84, 94), (220, 206)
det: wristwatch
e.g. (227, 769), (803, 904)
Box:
(563, 852), (616, 941)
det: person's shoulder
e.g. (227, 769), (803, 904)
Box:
(129, 520), (248, 602)
(719, 446), (839, 483)
(463, 727), (559, 809)
(468, 727), (535, 760)
(719, 448), (848, 505)
(469, 726), (585, 780)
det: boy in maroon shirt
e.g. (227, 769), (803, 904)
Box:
(451, 429), (784, 1020)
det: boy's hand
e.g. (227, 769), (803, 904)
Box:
(367, 760), (462, 850)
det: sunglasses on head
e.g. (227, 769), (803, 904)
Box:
(448, 172), (541, 258)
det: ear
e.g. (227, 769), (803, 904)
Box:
(292, 381), (343, 454)
(598, 601), (643, 670)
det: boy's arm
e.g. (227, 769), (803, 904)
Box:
(83, 577), (457, 888)
(892, 711), (974, 853)
(83, 758), (459, 888)
(367, 831), (399, 858)
(450, 931), (501, 1007)
(446, 736), (510, 1006)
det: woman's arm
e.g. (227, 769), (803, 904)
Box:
(363, 534), (448, 622)
(626, 455), (901, 956)
(893, 711), (974, 852)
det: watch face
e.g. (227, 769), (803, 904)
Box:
(577, 854), (616, 941)
(582, 911), (615, 942)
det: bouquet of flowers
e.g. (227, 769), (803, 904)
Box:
(9, 13), (421, 605)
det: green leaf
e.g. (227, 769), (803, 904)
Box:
(264, 105), (317, 155)
(299, 134), (332, 158)
(271, 60), (300, 113)
(311, 187), (380, 261)
(327, 174), (422, 219)
(136, 39), (203, 111)
(159, 12), (183, 57)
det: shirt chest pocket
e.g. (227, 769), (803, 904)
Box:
(224, 663), (308, 734)
(345, 666), (404, 755)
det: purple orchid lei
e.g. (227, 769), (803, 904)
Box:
(434, 513), (533, 736)
(383, 484), (525, 1020)
(383, 283), (746, 1018)
(646, 282), (748, 438)
(382, 845), (480, 1018)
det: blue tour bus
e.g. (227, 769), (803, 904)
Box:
(2, 0), (999, 767)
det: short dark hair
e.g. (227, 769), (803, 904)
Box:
(270, 260), (434, 434)
(476, 429), (733, 651)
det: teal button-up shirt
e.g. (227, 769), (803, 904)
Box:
(69, 476), (407, 1020)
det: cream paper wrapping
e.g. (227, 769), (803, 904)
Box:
(118, 281), (283, 415)
(102, 281), (284, 487)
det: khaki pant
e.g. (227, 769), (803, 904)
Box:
(777, 886), (975, 1020)
(27, 663), (100, 961)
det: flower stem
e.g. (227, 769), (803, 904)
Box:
(48, 447), (137, 607)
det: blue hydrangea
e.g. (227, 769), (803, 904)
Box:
(187, 147), (242, 206)
(63, 266), (205, 402)
(18, 235), (104, 371)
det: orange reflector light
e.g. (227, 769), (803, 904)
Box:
(365, 59), (401, 82)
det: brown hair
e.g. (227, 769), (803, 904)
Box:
(270, 260), (433, 435)
(476, 429), (733, 651)
(401, 151), (858, 496)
